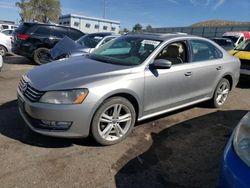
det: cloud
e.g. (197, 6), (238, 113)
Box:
(205, 0), (211, 6)
(189, 0), (197, 6)
(167, 0), (179, 4)
(61, 7), (93, 17)
(0, 2), (16, 9)
(188, 0), (225, 10)
(213, 0), (225, 10)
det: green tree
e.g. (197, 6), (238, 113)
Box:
(146, 25), (152, 31)
(132, 23), (142, 32)
(16, 0), (32, 22)
(16, 0), (61, 23)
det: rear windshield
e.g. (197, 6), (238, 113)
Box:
(77, 34), (106, 48)
(14, 23), (31, 34)
(222, 36), (238, 43)
(213, 39), (233, 46)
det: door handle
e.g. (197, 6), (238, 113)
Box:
(184, 72), (192, 77)
(216, 66), (222, 71)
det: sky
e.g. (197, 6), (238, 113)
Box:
(0, 0), (249, 29)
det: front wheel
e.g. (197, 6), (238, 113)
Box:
(91, 97), (136, 145)
(0, 45), (7, 56)
(211, 78), (230, 108)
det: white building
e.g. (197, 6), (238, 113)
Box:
(59, 14), (120, 34)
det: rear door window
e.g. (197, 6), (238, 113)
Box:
(34, 26), (51, 36)
(68, 29), (83, 40)
(190, 40), (223, 62)
(51, 27), (68, 39)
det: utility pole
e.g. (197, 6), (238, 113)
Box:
(103, 0), (106, 19)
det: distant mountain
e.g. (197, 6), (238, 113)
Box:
(192, 20), (250, 27)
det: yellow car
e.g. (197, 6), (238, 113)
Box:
(229, 39), (250, 76)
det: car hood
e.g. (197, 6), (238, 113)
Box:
(25, 56), (133, 91)
(50, 36), (93, 59)
(229, 50), (250, 60)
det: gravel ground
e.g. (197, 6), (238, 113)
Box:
(0, 55), (249, 188)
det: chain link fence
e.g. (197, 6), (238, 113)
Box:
(147, 25), (250, 38)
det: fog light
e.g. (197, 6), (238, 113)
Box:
(40, 120), (72, 130)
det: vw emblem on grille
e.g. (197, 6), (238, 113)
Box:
(20, 82), (28, 93)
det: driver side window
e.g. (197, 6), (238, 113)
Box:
(156, 41), (188, 65)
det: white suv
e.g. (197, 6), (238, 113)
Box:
(0, 32), (12, 56)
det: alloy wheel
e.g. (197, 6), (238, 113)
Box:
(97, 104), (132, 141)
(215, 81), (229, 106)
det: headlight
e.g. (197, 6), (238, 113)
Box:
(233, 112), (250, 167)
(39, 89), (88, 104)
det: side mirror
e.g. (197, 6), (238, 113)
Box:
(150, 59), (172, 69)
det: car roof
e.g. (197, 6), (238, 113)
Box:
(23, 22), (84, 33)
(87, 32), (115, 37)
(124, 32), (199, 41)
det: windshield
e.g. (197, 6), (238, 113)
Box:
(87, 36), (162, 66)
(222, 36), (238, 43)
(76, 34), (105, 48)
(235, 40), (250, 51)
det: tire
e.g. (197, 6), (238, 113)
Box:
(0, 55), (3, 72)
(33, 47), (52, 65)
(0, 45), (7, 56)
(91, 97), (136, 145)
(211, 78), (230, 108)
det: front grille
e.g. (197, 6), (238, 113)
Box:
(18, 77), (44, 102)
(240, 59), (250, 70)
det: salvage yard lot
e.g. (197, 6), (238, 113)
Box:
(0, 55), (249, 188)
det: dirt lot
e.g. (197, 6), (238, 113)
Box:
(0, 55), (249, 188)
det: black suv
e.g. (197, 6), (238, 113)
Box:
(12, 22), (84, 64)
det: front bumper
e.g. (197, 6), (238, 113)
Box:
(17, 88), (93, 138)
(218, 135), (250, 188)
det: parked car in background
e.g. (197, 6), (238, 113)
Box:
(0, 55), (3, 71)
(76, 32), (120, 53)
(223, 31), (250, 46)
(0, 23), (17, 31)
(50, 32), (120, 61)
(1, 29), (14, 36)
(0, 32), (12, 56)
(229, 39), (250, 76)
(12, 22), (84, 65)
(218, 111), (250, 188)
(17, 33), (240, 145)
(211, 38), (235, 51)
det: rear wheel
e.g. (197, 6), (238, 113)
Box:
(91, 97), (136, 145)
(0, 45), (7, 56)
(33, 47), (52, 65)
(211, 78), (230, 108)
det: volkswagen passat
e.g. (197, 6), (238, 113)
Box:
(17, 33), (240, 145)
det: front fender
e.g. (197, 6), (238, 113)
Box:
(89, 88), (143, 124)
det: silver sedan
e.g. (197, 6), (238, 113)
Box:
(17, 33), (240, 145)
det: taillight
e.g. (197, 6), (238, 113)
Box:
(17, 34), (29, 40)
